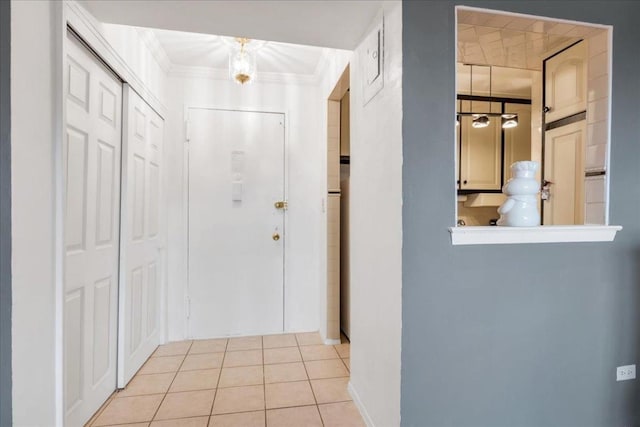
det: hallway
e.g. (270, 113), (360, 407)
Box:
(87, 333), (362, 426)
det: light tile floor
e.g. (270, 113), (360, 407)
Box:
(87, 332), (363, 427)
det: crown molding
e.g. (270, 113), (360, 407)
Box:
(64, 0), (168, 118)
(312, 48), (332, 81)
(136, 28), (173, 74)
(169, 65), (320, 86)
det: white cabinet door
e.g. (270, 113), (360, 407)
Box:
(543, 120), (586, 225)
(118, 85), (164, 387)
(64, 32), (122, 426)
(459, 101), (502, 190)
(503, 103), (532, 178)
(544, 42), (587, 123)
(188, 108), (285, 338)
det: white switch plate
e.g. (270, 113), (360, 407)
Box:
(363, 12), (384, 105)
(616, 364), (636, 381)
(365, 29), (381, 85)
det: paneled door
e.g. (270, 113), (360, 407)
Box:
(543, 120), (586, 225)
(118, 85), (164, 387)
(459, 101), (502, 190)
(64, 31), (122, 426)
(187, 108), (285, 338)
(544, 41), (587, 123)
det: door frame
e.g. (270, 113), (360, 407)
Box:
(56, 4), (168, 424)
(541, 39), (587, 224)
(182, 105), (290, 339)
(324, 65), (350, 345)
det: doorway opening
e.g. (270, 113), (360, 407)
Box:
(454, 7), (612, 227)
(326, 65), (351, 344)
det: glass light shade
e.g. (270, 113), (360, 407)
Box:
(472, 115), (490, 128)
(501, 114), (518, 129)
(229, 48), (256, 85)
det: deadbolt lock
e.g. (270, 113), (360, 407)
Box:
(274, 201), (288, 210)
(272, 233), (280, 241)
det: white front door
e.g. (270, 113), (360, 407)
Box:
(117, 85), (164, 387)
(187, 108), (285, 338)
(543, 120), (586, 225)
(64, 31), (122, 426)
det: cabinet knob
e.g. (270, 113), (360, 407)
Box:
(463, 180), (468, 185)
(543, 106), (551, 113)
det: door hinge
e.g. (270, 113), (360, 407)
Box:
(185, 295), (191, 319)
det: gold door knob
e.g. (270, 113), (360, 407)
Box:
(272, 233), (280, 241)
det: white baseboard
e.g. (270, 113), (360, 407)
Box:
(348, 381), (375, 427)
(324, 338), (341, 345)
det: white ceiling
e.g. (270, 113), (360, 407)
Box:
(80, 0), (384, 50)
(147, 28), (325, 75)
(457, 9), (605, 70)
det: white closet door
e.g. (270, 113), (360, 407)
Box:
(117, 85), (164, 387)
(64, 31), (122, 426)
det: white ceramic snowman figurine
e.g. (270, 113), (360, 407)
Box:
(497, 161), (540, 227)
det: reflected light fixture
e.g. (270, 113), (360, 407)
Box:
(229, 37), (256, 85)
(470, 65), (490, 128)
(461, 64), (519, 129)
(472, 114), (490, 128)
(501, 114), (518, 129)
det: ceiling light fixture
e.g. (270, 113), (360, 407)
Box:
(472, 114), (490, 128)
(470, 65), (490, 128)
(501, 114), (518, 129)
(230, 37), (255, 85)
(225, 37), (266, 85)
(462, 64), (518, 129)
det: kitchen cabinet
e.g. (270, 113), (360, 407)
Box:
(542, 41), (588, 225)
(503, 103), (532, 180)
(544, 41), (586, 123)
(542, 120), (585, 225)
(457, 101), (502, 191)
(456, 99), (532, 193)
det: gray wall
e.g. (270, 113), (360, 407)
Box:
(402, 1), (640, 426)
(0, 0), (11, 425)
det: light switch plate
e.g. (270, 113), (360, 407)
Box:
(363, 12), (384, 105)
(365, 29), (381, 85)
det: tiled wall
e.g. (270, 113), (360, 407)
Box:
(585, 175), (606, 224)
(326, 100), (341, 342)
(327, 101), (341, 191)
(584, 30), (609, 224)
(326, 194), (341, 341)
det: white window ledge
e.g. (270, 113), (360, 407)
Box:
(449, 225), (622, 245)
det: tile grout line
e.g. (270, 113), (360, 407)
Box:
(262, 336), (267, 427)
(297, 335), (325, 427)
(208, 338), (230, 419)
(90, 342), (190, 426)
(109, 334), (348, 425)
(86, 390), (117, 426)
(149, 340), (193, 422)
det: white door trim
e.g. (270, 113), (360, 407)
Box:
(183, 105), (290, 338)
